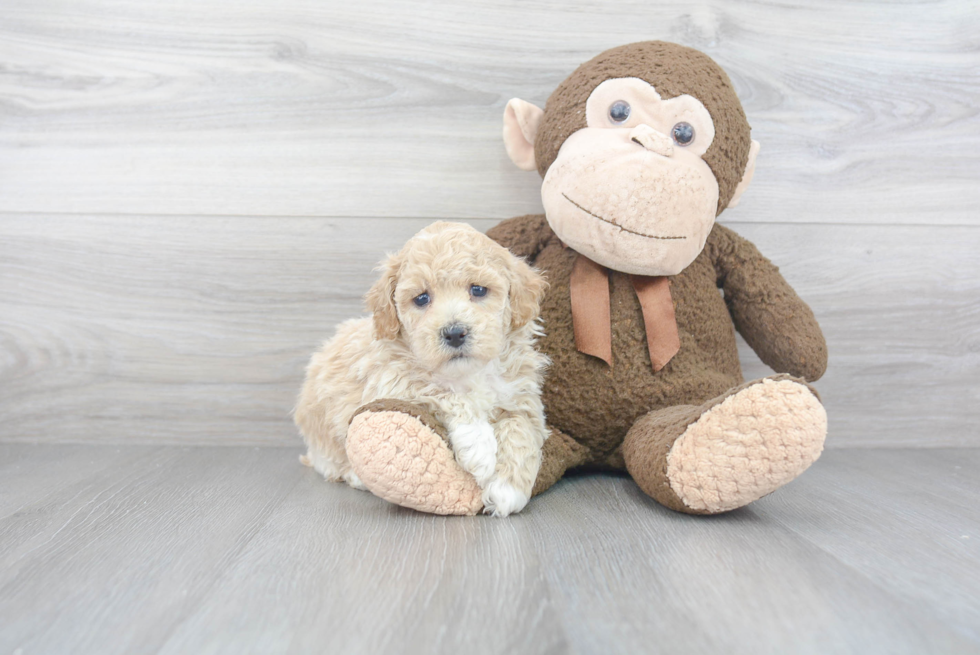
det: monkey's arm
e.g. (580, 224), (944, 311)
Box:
(486, 214), (554, 263)
(706, 224), (828, 382)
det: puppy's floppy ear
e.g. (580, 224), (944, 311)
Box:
(365, 252), (401, 340)
(505, 253), (548, 330)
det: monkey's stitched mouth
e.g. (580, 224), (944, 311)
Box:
(561, 193), (687, 241)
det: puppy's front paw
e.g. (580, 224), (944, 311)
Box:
(482, 478), (529, 518)
(342, 470), (368, 491)
(450, 421), (497, 486)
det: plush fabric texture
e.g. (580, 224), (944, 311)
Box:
(353, 398), (450, 442)
(532, 428), (592, 497)
(621, 375), (824, 514)
(486, 215), (827, 479)
(666, 377), (826, 513)
(533, 41), (752, 215)
(346, 402), (483, 516)
(622, 402), (712, 513)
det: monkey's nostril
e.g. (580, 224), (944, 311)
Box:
(629, 125), (674, 157)
(441, 325), (468, 349)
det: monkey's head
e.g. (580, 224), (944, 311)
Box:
(503, 41), (759, 276)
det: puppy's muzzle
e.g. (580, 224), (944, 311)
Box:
(441, 324), (469, 349)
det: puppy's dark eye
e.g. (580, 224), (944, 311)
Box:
(413, 292), (430, 307)
(671, 122), (695, 146)
(608, 100), (631, 124)
(470, 285), (488, 298)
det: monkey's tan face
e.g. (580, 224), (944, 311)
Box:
(541, 78), (720, 276)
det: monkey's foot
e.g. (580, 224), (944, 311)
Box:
(346, 401), (483, 516)
(625, 376), (827, 514)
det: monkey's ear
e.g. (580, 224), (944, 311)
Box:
(727, 139), (760, 209)
(365, 254), (401, 340)
(503, 98), (544, 171)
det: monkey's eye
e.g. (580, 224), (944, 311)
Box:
(470, 285), (488, 298)
(608, 100), (631, 124)
(413, 292), (430, 307)
(671, 122), (695, 146)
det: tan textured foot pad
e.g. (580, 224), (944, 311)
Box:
(346, 410), (484, 516)
(667, 379), (827, 514)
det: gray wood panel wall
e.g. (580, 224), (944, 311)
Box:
(1, 0), (978, 447)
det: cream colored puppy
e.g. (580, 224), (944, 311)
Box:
(294, 222), (549, 517)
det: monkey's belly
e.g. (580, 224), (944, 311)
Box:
(536, 245), (743, 460)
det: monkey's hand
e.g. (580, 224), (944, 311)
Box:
(707, 224), (828, 382)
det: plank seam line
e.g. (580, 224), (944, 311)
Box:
(0, 211), (976, 230)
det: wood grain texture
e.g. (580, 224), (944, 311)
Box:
(0, 443), (157, 518)
(0, 446), (302, 654)
(1, 215), (977, 447)
(0, 445), (978, 654)
(0, 0), (977, 224)
(759, 448), (980, 644)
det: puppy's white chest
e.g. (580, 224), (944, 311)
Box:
(435, 361), (515, 412)
(483, 366), (518, 406)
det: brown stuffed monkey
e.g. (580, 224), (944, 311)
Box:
(342, 41), (828, 516)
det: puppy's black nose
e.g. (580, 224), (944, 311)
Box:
(441, 325), (468, 349)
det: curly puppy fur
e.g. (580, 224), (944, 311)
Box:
(294, 222), (550, 517)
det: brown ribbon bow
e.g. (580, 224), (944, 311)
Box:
(569, 255), (680, 371)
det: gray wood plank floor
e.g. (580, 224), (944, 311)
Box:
(1, 445), (977, 654)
